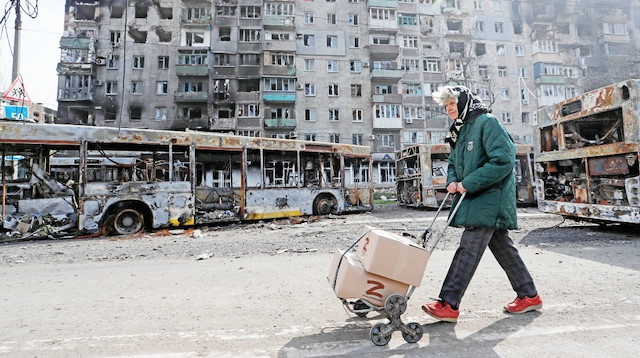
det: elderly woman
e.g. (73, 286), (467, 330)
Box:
(422, 85), (542, 323)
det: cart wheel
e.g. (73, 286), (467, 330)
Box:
(384, 294), (407, 316)
(353, 300), (369, 317)
(370, 323), (392, 346)
(402, 322), (423, 344)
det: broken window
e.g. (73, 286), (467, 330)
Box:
(111, 6), (123, 18)
(449, 41), (464, 53)
(155, 107), (167, 120)
(239, 29), (261, 42)
(158, 6), (173, 19)
(135, 5), (148, 18)
(158, 56), (169, 69)
(475, 43), (486, 56)
(130, 107), (142, 121)
(219, 28), (231, 42)
(239, 54), (261, 66)
(240, 6), (261, 18)
(156, 81), (168, 94)
(513, 21), (523, 35)
(128, 29), (147, 44)
(237, 79), (260, 92)
(447, 20), (462, 32)
(185, 32), (205, 46)
(156, 28), (172, 43)
(131, 81), (143, 94)
(217, 6), (236, 17)
(183, 81), (204, 92)
(217, 109), (231, 118)
(110, 31), (122, 45)
(75, 3), (96, 20)
(181, 107), (202, 119)
(213, 79), (230, 100)
(133, 56), (145, 69)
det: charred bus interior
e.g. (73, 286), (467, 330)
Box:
(395, 145), (449, 208)
(396, 144), (535, 208)
(534, 79), (640, 224)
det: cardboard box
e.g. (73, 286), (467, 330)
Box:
(355, 227), (430, 287)
(327, 249), (409, 307)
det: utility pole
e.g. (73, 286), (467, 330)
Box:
(11, 0), (22, 82)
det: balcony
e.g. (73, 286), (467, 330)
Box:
(59, 37), (93, 49)
(174, 91), (208, 102)
(236, 91), (261, 102)
(263, 40), (296, 52)
(599, 33), (631, 43)
(170, 117), (209, 131)
(372, 94), (402, 103)
(373, 117), (402, 129)
(237, 117), (261, 128)
(57, 62), (94, 75)
(263, 15), (295, 28)
(367, 0), (397, 8)
(371, 69), (402, 80)
(262, 65), (296, 76)
(176, 65), (209, 76)
(370, 44), (400, 60)
(264, 118), (296, 129)
(209, 117), (236, 130)
(263, 92), (296, 103)
(211, 66), (237, 77)
(531, 52), (562, 64)
(534, 74), (566, 85)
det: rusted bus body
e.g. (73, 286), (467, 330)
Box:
(533, 79), (640, 224)
(1, 122), (373, 240)
(395, 144), (535, 208)
(395, 144), (450, 208)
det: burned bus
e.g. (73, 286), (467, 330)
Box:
(1, 122), (373, 240)
(533, 79), (640, 224)
(395, 143), (535, 208)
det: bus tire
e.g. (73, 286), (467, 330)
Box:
(111, 208), (145, 235)
(313, 195), (337, 216)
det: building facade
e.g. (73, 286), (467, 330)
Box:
(56, 0), (640, 187)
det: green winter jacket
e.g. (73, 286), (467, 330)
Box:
(446, 112), (518, 229)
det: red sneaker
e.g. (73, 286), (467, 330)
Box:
(422, 301), (459, 323)
(504, 294), (543, 314)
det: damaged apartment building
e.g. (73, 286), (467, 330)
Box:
(56, 0), (640, 188)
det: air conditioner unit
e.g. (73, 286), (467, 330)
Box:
(93, 79), (103, 86)
(368, 134), (376, 140)
(522, 99), (529, 105)
(296, 84), (303, 90)
(363, 61), (370, 68)
(405, 118), (413, 124)
(483, 75), (490, 81)
(95, 58), (107, 65)
(289, 131), (298, 138)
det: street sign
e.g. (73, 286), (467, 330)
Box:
(3, 105), (30, 120)
(3, 77), (32, 103)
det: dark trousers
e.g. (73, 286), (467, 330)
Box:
(439, 227), (537, 308)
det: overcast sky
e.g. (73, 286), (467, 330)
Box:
(0, 0), (65, 109)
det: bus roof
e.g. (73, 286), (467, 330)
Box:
(0, 122), (371, 157)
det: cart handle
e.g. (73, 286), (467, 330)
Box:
(422, 191), (466, 251)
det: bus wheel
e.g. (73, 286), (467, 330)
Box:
(112, 208), (145, 235)
(313, 195), (336, 215)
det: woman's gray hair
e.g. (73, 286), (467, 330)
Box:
(432, 86), (462, 106)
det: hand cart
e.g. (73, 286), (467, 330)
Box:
(330, 192), (466, 346)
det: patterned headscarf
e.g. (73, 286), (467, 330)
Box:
(432, 85), (489, 147)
